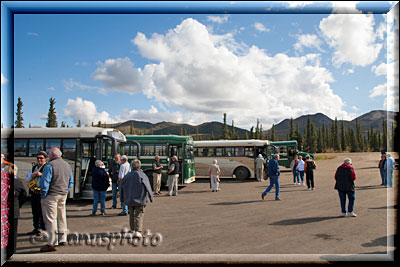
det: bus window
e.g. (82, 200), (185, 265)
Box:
(82, 143), (90, 157)
(155, 144), (167, 156)
(142, 144), (154, 156)
(46, 139), (61, 150)
(215, 147), (223, 157)
(29, 139), (44, 157)
(244, 147), (254, 157)
(280, 146), (287, 156)
(130, 144), (138, 157)
(63, 139), (77, 160)
(235, 147), (244, 156)
(14, 139), (27, 156)
(225, 147), (234, 157)
(102, 139), (112, 163)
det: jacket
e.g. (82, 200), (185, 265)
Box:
(92, 166), (110, 191)
(121, 169), (154, 206)
(14, 178), (27, 219)
(267, 159), (280, 177)
(40, 157), (74, 199)
(108, 160), (121, 183)
(334, 163), (356, 191)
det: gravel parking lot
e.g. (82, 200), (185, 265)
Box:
(8, 152), (398, 263)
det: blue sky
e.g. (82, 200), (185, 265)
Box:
(1, 1), (399, 130)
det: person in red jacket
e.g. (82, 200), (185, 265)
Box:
(334, 158), (357, 217)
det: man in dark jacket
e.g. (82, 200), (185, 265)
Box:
(261, 154), (281, 200)
(14, 175), (27, 254)
(121, 160), (153, 238)
(91, 160), (110, 216)
(334, 158), (357, 217)
(108, 154), (121, 209)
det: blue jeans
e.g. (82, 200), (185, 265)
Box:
(298, 171), (304, 183)
(379, 168), (386, 185)
(112, 182), (118, 208)
(387, 169), (393, 187)
(292, 170), (300, 183)
(338, 190), (355, 213)
(92, 189), (106, 213)
(119, 183), (129, 213)
(263, 175), (280, 199)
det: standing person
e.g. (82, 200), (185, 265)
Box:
(25, 151), (47, 237)
(290, 155), (300, 185)
(378, 153), (387, 186)
(297, 155), (305, 186)
(261, 154), (281, 201)
(384, 153), (395, 188)
(152, 156), (163, 195)
(304, 155), (316, 190)
(255, 154), (265, 182)
(14, 168), (27, 254)
(118, 155), (130, 216)
(334, 158), (357, 217)
(167, 156), (180, 196)
(39, 147), (74, 252)
(91, 160), (110, 216)
(108, 153), (121, 209)
(1, 154), (10, 265)
(208, 159), (221, 192)
(121, 159), (154, 237)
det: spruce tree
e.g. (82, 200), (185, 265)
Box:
(15, 97), (24, 128)
(221, 113), (229, 139)
(46, 97), (58, 127)
(77, 120), (81, 127)
(340, 120), (346, 151)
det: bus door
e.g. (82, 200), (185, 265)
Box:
(168, 144), (184, 185)
(78, 139), (96, 198)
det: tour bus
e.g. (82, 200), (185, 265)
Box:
(193, 140), (277, 180)
(4, 127), (139, 199)
(270, 140), (314, 168)
(125, 135), (196, 186)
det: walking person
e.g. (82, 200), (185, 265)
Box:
(167, 156), (180, 196)
(290, 155), (300, 185)
(108, 153), (121, 209)
(25, 151), (47, 237)
(152, 156), (163, 195)
(384, 153), (395, 188)
(39, 147), (74, 252)
(378, 153), (387, 186)
(261, 154), (281, 201)
(297, 155), (305, 186)
(121, 160), (154, 237)
(255, 154), (265, 182)
(209, 159), (221, 192)
(91, 160), (110, 216)
(304, 155), (316, 190)
(334, 158), (357, 217)
(118, 155), (130, 216)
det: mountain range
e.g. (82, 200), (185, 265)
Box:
(106, 110), (397, 140)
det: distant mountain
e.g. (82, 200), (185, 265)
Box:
(105, 110), (396, 140)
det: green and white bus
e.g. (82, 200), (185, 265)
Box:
(3, 127), (139, 199)
(270, 140), (314, 168)
(193, 139), (277, 180)
(125, 135), (196, 186)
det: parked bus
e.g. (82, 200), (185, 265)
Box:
(3, 127), (139, 199)
(125, 135), (196, 186)
(270, 140), (314, 168)
(193, 140), (277, 180)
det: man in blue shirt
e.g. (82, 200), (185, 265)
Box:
(384, 153), (395, 188)
(261, 154), (281, 201)
(39, 147), (73, 252)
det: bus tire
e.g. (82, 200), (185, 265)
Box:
(234, 167), (250, 180)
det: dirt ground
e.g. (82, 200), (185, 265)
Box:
(7, 152), (398, 263)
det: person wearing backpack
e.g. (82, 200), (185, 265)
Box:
(304, 155), (316, 190)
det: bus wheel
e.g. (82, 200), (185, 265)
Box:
(234, 167), (249, 180)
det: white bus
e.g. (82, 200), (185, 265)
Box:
(193, 140), (277, 180)
(2, 127), (139, 199)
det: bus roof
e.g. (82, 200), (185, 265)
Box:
(7, 127), (126, 141)
(270, 140), (298, 146)
(194, 139), (270, 147)
(126, 135), (193, 144)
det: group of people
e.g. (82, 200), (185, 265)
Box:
(378, 152), (395, 187)
(290, 154), (317, 190)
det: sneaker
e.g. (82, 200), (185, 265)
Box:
(275, 198), (281, 201)
(261, 192), (266, 200)
(341, 213), (347, 217)
(312, 188), (315, 190)
(118, 212), (128, 216)
(100, 212), (106, 216)
(110, 206), (117, 209)
(58, 241), (67, 246)
(349, 212), (357, 217)
(89, 213), (96, 216)
(133, 231), (143, 238)
(307, 188), (311, 191)
(40, 245), (58, 252)
(27, 229), (40, 236)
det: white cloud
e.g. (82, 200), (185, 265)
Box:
(207, 15), (229, 24)
(351, 106), (358, 111)
(330, 1), (360, 14)
(64, 97), (115, 125)
(293, 34), (324, 52)
(1, 73), (8, 84)
(253, 22), (270, 33)
(87, 18), (351, 128)
(371, 62), (387, 76)
(369, 83), (386, 98)
(63, 78), (106, 95)
(319, 13), (383, 67)
(286, 1), (315, 8)
(27, 32), (39, 36)
(48, 87), (55, 91)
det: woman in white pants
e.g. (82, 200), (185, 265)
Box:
(208, 159), (221, 192)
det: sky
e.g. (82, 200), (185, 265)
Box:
(1, 1), (399, 130)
